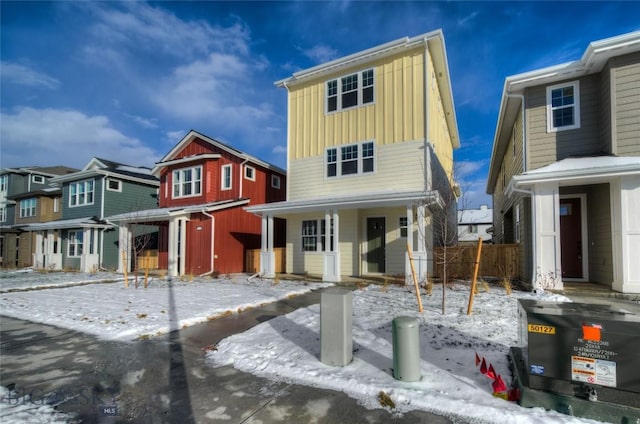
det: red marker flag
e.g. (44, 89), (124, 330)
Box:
(475, 352), (481, 367)
(480, 357), (487, 374)
(492, 375), (507, 393)
(486, 364), (497, 380)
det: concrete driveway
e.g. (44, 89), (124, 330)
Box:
(1, 290), (453, 423)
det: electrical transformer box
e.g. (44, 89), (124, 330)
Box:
(517, 299), (640, 407)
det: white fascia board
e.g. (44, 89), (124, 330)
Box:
(151, 154), (222, 176)
(275, 29), (443, 87)
(245, 190), (437, 215)
(514, 164), (640, 186)
(50, 169), (158, 187)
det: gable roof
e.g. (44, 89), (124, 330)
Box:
(1, 165), (78, 177)
(275, 29), (459, 149)
(487, 30), (640, 193)
(152, 130), (286, 177)
(458, 206), (493, 224)
(50, 157), (158, 186)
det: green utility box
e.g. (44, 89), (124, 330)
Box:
(517, 299), (640, 408)
(320, 288), (353, 366)
(392, 316), (421, 382)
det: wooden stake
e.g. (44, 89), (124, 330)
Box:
(466, 238), (483, 315)
(122, 251), (129, 288)
(407, 243), (424, 313)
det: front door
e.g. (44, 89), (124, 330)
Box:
(560, 197), (583, 279)
(366, 217), (385, 273)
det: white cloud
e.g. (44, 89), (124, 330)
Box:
(0, 107), (160, 168)
(300, 44), (338, 63)
(123, 113), (158, 129)
(0, 62), (60, 90)
(272, 145), (287, 154)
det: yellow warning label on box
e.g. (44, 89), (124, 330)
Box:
(527, 324), (556, 334)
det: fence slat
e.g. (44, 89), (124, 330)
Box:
(433, 244), (519, 280)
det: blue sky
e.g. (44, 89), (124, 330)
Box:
(2, 1), (639, 208)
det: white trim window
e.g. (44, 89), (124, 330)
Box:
(546, 81), (580, 132)
(326, 141), (375, 178)
(32, 175), (45, 184)
(19, 198), (37, 218)
(271, 174), (281, 189)
(244, 165), (255, 181)
(399, 217), (408, 238)
(67, 230), (83, 257)
(0, 175), (7, 192)
(69, 179), (94, 207)
(173, 166), (202, 198)
(326, 69), (374, 113)
(53, 197), (59, 213)
(106, 178), (122, 192)
(221, 164), (232, 190)
(302, 219), (333, 252)
(0, 206), (6, 222)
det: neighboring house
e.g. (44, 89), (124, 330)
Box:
(0, 166), (77, 268)
(19, 158), (159, 272)
(108, 130), (286, 276)
(457, 205), (493, 243)
(246, 30), (460, 282)
(487, 31), (640, 294)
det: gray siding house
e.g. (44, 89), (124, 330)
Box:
(21, 158), (159, 272)
(0, 166), (77, 268)
(487, 31), (640, 294)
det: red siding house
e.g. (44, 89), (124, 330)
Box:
(108, 130), (286, 276)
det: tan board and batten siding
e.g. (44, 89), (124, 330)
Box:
(287, 46), (454, 202)
(613, 51), (640, 156)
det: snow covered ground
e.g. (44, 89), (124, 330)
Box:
(0, 270), (606, 423)
(0, 269), (124, 293)
(207, 283), (605, 424)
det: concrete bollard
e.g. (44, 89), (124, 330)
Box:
(392, 316), (421, 381)
(320, 288), (353, 366)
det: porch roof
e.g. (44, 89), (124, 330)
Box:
(106, 198), (250, 223)
(245, 190), (441, 216)
(510, 156), (640, 189)
(18, 217), (112, 231)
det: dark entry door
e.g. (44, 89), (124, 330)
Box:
(366, 217), (385, 273)
(560, 198), (583, 278)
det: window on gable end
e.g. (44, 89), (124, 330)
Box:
(271, 174), (281, 189)
(327, 80), (338, 113)
(325, 69), (374, 113)
(221, 164), (232, 190)
(244, 165), (255, 181)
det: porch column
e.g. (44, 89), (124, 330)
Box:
(260, 214), (276, 278)
(531, 182), (562, 291)
(611, 174), (640, 293)
(47, 230), (62, 270)
(178, 218), (187, 276)
(118, 224), (132, 273)
(407, 203), (428, 285)
(33, 231), (44, 268)
(167, 218), (178, 277)
(323, 209), (340, 282)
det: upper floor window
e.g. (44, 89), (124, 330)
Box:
(0, 175), (7, 192)
(271, 174), (281, 190)
(326, 69), (374, 113)
(20, 198), (37, 218)
(32, 175), (45, 184)
(70, 180), (94, 207)
(173, 166), (202, 198)
(244, 165), (255, 181)
(0, 206), (6, 222)
(221, 164), (232, 190)
(106, 178), (122, 192)
(546, 81), (580, 132)
(326, 141), (375, 178)
(53, 197), (59, 213)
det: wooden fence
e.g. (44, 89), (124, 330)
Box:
(136, 249), (159, 270)
(245, 248), (286, 274)
(432, 243), (519, 280)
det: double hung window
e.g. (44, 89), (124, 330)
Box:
(326, 69), (374, 113)
(69, 180), (94, 206)
(547, 81), (580, 132)
(173, 166), (202, 198)
(301, 219), (334, 252)
(19, 198), (36, 218)
(68, 230), (83, 257)
(326, 141), (375, 178)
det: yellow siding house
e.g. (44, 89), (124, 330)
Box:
(247, 30), (460, 282)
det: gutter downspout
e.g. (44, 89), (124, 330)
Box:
(200, 209), (215, 276)
(239, 158), (249, 199)
(100, 176), (106, 269)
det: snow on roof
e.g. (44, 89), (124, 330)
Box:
(458, 206), (492, 224)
